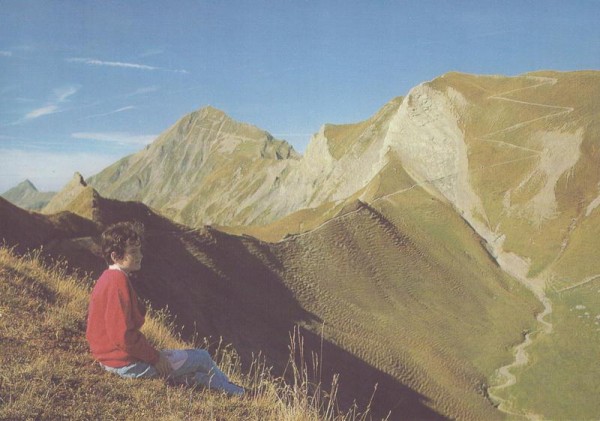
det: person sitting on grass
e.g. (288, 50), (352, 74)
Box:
(86, 221), (244, 396)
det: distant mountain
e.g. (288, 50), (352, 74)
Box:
(87, 106), (301, 226)
(219, 70), (600, 288)
(87, 71), (600, 286)
(1, 179), (55, 210)
(87, 99), (403, 227)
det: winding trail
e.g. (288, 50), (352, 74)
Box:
(487, 273), (553, 420)
(557, 274), (600, 293)
(476, 76), (569, 419)
(479, 76), (573, 148)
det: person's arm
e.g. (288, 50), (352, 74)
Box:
(104, 276), (160, 365)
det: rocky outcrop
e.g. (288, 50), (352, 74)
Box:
(42, 172), (88, 215)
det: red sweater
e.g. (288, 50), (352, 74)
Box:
(86, 269), (159, 368)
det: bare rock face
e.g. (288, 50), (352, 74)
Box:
(87, 107), (301, 226)
(382, 71), (600, 284)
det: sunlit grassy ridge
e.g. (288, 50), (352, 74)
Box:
(0, 246), (373, 421)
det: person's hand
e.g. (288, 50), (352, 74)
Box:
(154, 352), (173, 378)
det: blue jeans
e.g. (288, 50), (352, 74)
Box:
(102, 349), (244, 396)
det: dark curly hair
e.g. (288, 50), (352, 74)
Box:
(101, 221), (144, 265)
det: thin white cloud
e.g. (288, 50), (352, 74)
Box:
(67, 57), (188, 74)
(0, 149), (119, 192)
(25, 105), (59, 119)
(55, 86), (79, 102)
(68, 57), (158, 70)
(110, 106), (135, 113)
(0, 51), (12, 57)
(126, 86), (159, 96)
(72, 131), (156, 146)
(81, 106), (135, 120)
(21, 85), (79, 121)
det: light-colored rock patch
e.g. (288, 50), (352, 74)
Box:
(383, 83), (488, 227)
(585, 183), (600, 217)
(511, 129), (584, 226)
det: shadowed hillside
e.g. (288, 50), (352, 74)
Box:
(0, 196), (97, 252)
(268, 184), (539, 420)
(0, 246), (378, 421)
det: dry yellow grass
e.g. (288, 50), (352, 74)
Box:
(0, 246), (375, 421)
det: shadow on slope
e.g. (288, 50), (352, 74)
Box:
(137, 227), (445, 420)
(299, 327), (446, 421)
(0, 196), (97, 252)
(267, 179), (540, 420)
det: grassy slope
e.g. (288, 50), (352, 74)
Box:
(494, 209), (600, 419)
(272, 182), (540, 420)
(426, 71), (600, 418)
(0, 247), (372, 421)
(4, 181), (540, 420)
(494, 280), (600, 419)
(215, 153), (542, 420)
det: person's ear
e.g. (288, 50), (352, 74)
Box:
(110, 251), (119, 264)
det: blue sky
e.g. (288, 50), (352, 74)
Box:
(1, 1), (599, 192)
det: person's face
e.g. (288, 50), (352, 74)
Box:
(112, 244), (143, 273)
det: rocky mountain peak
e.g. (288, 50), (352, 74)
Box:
(18, 179), (38, 192)
(71, 172), (87, 188)
(195, 105), (228, 118)
(155, 105), (297, 157)
(1, 179), (55, 211)
(42, 172), (89, 215)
